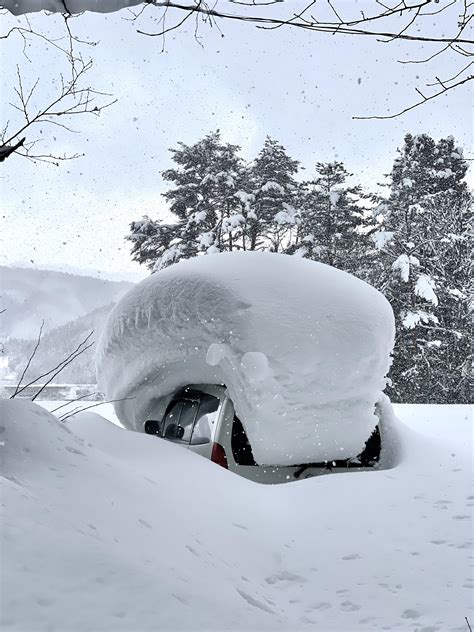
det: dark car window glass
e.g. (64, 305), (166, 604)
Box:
(231, 415), (257, 466)
(161, 399), (198, 444)
(178, 399), (199, 443)
(161, 400), (183, 441)
(190, 393), (219, 445)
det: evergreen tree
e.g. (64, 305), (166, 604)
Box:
(247, 137), (300, 252)
(128, 131), (248, 270)
(128, 133), (302, 270)
(128, 216), (182, 270)
(294, 162), (368, 273)
(127, 130), (471, 405)
(373, 133), (471, 403)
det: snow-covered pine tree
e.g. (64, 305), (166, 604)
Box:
(294, 162), (368, 274)
(413, 185), (472, 403)
(372, 133), (471, 403)
(128, 216), (183, 270)
(247, 137), (300, 252)
(127, 131), (249, 270)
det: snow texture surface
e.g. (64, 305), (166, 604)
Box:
(96, 252), (395, 465)
(1, 398), (472, 631)
(3, 0), (144, 15)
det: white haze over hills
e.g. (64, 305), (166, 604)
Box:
(5, 304), (114, 386)
(0, 266), (133, 340)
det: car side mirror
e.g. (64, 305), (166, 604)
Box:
(144, 419), (161, 436)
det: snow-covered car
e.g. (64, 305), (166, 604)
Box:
(96, 251), (395, 482)
(142, 382), (383, 483)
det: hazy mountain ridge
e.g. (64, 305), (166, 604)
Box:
(0, 266), (132, 340)
(5, 303), (114, 386)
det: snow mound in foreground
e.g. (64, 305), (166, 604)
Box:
(2, 399), (472, 631)
(96, 252), (395, 464)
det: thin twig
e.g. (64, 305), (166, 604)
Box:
(2, 59), (116, 163)
(11, 320), (44, 398)
(138, 1), (474, 44)
(31, 341), (95, 401)
(14, 331), (94, 398)
(49, 392), (98, 413)
(353, 74), (473, 120)
(59, 397), (135, 422)
(426, 61), (474, 86)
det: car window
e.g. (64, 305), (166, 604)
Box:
(162, 399), (199, 444)
(179, 399), (199, 443)
(231, 415), (257, 466)
(190, 393), (220, 445)
(161, 400), (183, 440)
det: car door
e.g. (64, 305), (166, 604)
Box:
(189, 392), (222, 460)
(145, 388), (222, 461)
(216, 399), (329, 483)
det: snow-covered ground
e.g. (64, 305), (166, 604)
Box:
(2, 398), (472, 631)
(40, 400), (123, 427)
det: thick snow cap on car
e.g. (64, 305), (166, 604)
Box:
(96, 252), (395, 466)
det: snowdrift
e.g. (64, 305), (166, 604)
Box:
(2, 399), (472, 631)
(96, 252), (395, 465)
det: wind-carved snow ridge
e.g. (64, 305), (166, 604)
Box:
(96, 252), (395, 465)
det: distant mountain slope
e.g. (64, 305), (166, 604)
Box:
(0, 266), (133, 339)
(5, 303), (114, 386)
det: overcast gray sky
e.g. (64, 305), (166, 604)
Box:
(1, 2), (472, 281)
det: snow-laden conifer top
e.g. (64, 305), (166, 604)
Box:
(96, 251), (395, 464)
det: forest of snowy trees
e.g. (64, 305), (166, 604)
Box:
(127, 132), (471, 405)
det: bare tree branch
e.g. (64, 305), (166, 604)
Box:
(11, 319), (44, 398)
(425, 60), (474, 85)
(0, 136), (25, 161)
(11, 330), (94, 399)
(353, 74), (473, 120)
(2, 0), (472, 128)
(49, 392), (98, 413)
(134, 0), (473, 117)
(135, 1), (474, 46)
(59, 397), (135, 422)
(30, 340), (95, 401)
(1, 48), (116, 163)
